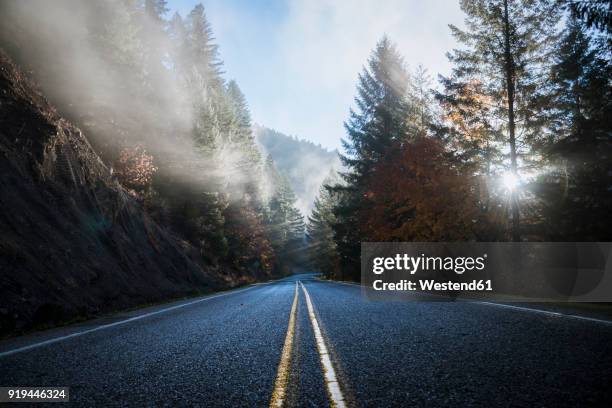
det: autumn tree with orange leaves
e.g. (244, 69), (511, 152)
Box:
(223, 202), (274, 275)
(114, 144), (158, 197)
(361, 137), (503, 242)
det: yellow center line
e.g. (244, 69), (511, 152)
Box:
(300, 281), (347, 408)
(269, 281), (299, 408)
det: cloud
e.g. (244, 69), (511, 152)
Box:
(257, 0), (464, 149)
(171, 0), (464, 150)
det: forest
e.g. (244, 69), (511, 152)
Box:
(0, 0), (310, 280)
(307, 0), (612, 280)
(0, 2), (610, 405)
(0, 0), (610, 288)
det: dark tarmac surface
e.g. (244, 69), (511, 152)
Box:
(1, 274), (611, 407)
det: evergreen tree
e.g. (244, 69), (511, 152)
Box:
(225, 80), (263, 198)
(265, 158), (293, 249)
(443, 0), (560, 241)
(263, 155), (305, 273)
(226, 80), (252, 130)
(144, 0), (169, 21)
(168, 12), (188, 66)
(408, 64), (435, 133)
(340, 36), (411, 182)
(156, 3), (266, 269)
(307, 172), (341, 277)
(563, 0), (612, 34)
(331, 37), (412, 279)
(285, 206), (307, 269)
(139, 0), (170, 90)
(90, 0), (144, 73)
(184, 4), (223, 88)
(538, 17), (612, 240)
(435, 77), (503, 178)
(175, 4), (229, 153)
(0, 0), (303, 279)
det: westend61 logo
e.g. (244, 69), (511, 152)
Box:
(362, 242), (612, 302)
(372, 253), (488, 275)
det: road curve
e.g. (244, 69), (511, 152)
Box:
(1, 274), (611, 407)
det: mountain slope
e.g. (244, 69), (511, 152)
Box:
(254, 125), (340, 215)
(0, 50), (231, 336)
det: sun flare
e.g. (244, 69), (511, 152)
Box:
(502, 172), (519, 192)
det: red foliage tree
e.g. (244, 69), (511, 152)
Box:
(362, 137), (501, 241)
(114, 144), (157, 197)
(224, 201), (275, 274)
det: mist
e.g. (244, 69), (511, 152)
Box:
(254, 125), (341, 216)
(0, 0), (272, 201)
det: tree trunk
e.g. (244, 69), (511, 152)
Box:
(503, 0), (520, 242)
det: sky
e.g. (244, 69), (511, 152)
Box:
(169, 0), (465, 150)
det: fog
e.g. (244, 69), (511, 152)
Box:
(0, 0), (274, 201)
(253, 125), (342, 217)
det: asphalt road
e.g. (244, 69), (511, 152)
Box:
(1, 274), (611, 407)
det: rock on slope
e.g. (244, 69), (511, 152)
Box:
(0, 50), (225, 336)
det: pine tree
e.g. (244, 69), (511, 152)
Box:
(538, 17), (612, 240)
(266, 164), (293, 249)
(168, 13), (278, 272)
(168, 12), (188, 65)
(408, 64), (435, 133)
(307, 172), (341, 277)
(139, 0), (170, 90)
(225, 80), (262, 198)
(285, 206), (307, 268)
(90, 0), (144, 72)
(0, 0), (296, 279)
(443, 0), (560, 241)
(226, 80), (252, 130)
(435, 77), (503, 178)
(563, 0), (612, 34)
(340, 36), (411, 183)
(173, 4), (228, 153)
(263, 155), (305, 273)
(331, 37), (412, 279)
(144, 0), (168, 21)
(63, 0), (150, 162)
(184, 4), (224, 88)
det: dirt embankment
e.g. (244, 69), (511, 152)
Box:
(0, 50), (237, 337)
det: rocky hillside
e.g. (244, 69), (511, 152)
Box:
(0, 50), (231, 336)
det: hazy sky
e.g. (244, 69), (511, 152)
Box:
(169, 0), (465, 150)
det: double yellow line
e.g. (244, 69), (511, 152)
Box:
(270, 281), (346, 408)
(269, 282), (299, 407)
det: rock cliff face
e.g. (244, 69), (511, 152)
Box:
(0, 50), (226, 336)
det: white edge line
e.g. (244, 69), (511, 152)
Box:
(474, 301), (612, 325)
(326, 280), (612, 325)
(300, 282), (346, 408)
(0, 285), (260, 358)
(329, 280), (360, 287)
